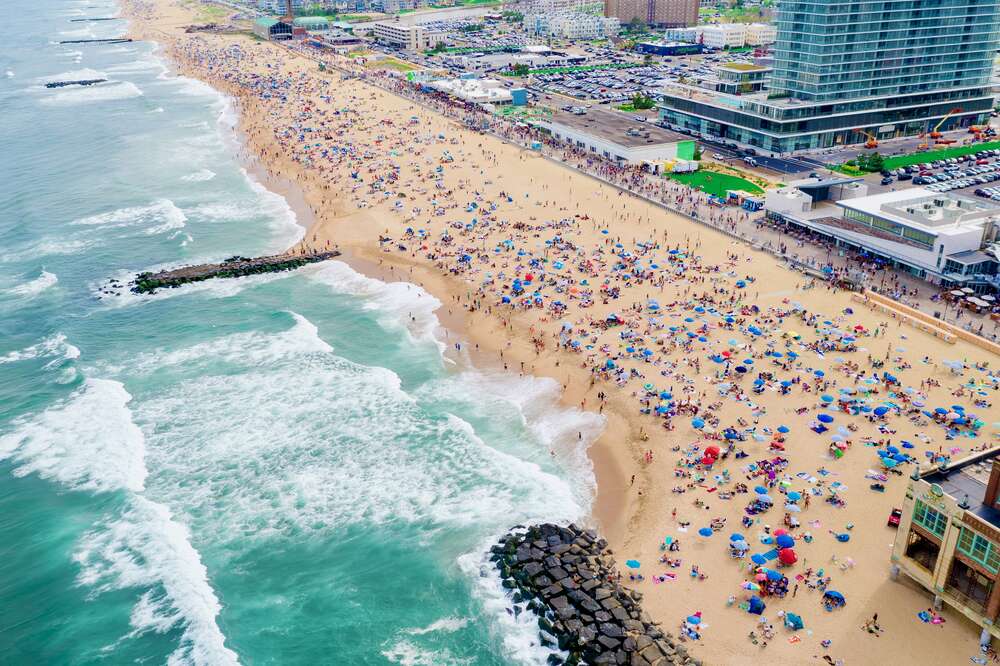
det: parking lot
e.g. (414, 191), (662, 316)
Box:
(886, 148), (1000, 201)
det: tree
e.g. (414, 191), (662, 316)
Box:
(510, 63), (530, 77)
(631, 93), (655, 110)
(693, 145), (703, 161)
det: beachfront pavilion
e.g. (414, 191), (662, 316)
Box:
(534, 107), (693, 168)
(766, 185), (1000, 293)
(892, 448), (1000, 647)
(253, 18), (293, 41)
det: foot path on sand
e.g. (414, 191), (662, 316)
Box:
(128, 3), (1000, 664)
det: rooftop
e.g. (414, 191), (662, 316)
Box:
(718, 63), (768, 72)
(540, 108), (689, 149)
(839, 189), (1000, 233)
(923, 449), (1000, 527)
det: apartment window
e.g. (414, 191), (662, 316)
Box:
(913, 500), (948, 537)
(958, 528), (1000, 574)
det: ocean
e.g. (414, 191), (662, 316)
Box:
(0, 2), (602, 664)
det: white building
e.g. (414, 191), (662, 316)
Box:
(743, 23), (776, 46)
(373, 22), (446, 50)
(664, 23), (774, 49)
(426, 77), (514, 104)
(523, 11), (620, 39)
(537, 108), (688, 165)
(767, 183), (1000, 288)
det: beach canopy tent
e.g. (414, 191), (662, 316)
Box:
(254, 18), (294, 41)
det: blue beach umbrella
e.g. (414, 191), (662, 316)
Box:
(777, 425), (790, 434)
(626, 559), (641, 569)
(698, 527), (713, 537)
(817, 414), (834, 423)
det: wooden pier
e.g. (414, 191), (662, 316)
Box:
(130, 251), (340, 294)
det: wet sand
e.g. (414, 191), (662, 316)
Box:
(124, 2), (1000, 664)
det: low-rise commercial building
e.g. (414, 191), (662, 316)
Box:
(536, 107), (692, 165)
(712, 63), (771, 95)
(891, 449), (1000, 646)
(742, 23), (776, 46)
(765, 184), (1000, 290)
(373, 22), (445, 51)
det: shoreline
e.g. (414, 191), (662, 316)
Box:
(124, 2), (636, 538)
(119, 3), (1000, 665)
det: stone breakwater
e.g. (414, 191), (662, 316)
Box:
(491, 524), (697, 666)
(129, 251), (340, 294)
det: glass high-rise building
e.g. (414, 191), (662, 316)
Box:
(659, 0), (1000, 153)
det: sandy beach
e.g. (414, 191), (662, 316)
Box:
(121, 2), (1000, 663)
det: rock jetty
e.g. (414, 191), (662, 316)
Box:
(129, 251), (340, 294)
(491, 524), (697, 666)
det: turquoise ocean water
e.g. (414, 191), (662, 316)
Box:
(0, 2), (603, 663)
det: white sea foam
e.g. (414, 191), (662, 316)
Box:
(8, 270), (58, 298)
(457, 533), (564, 666)
(72, 199), (185, 233)
(382, 641), (471, 666)
(181, 169), (216, 183)
(74, 496), (240, 666)
(41, 80), (143, 106)
(113, 312), (332, 375)
(0, 378), (146, 493)
(156, 74), (217, 98)
(36, 68), (106, 83)
(0, 238), (98, 263)
(311, 261), (444, 351)
(404, 617), (470, 635)
(0, 333), (79, 365)
(240, 168), (304, 249)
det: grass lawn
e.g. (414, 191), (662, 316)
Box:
(876, 141), (1000, 170)
(367, 57), (418, 72)
(667, 171), (764, 198)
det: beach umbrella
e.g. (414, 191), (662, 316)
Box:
(758, 494), (774, 504)
(698, 527), (713, 537)
(625, 559), (641, 569)
(764, 568), (782, 581)
(742, 581), (761, 591)
(692, 418), (705, 429)
(785, 612), (804, 630)
(730, 533), (746, 542)
(777, 425), (790, 434)
(778, 548), (797, 565)
(874, 406), (889, 416)
(701, 455), (716, 465)
(821, 395), (834, 403)
(754, 485), (768, 494)
(748, 595), (766, 615)
(732, 540), (749, 550)
(814, 370), (825, 377)
(824, 590), (845, 602)
(817, 414), (834, 423)
(686, 614), (702, 625)
(787, 491), (801, 502)
(775, 534), (795, 549)
(705, 445), (721, 458)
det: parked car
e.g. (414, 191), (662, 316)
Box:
(888, 508), (902, 528)
(880, 177), (894, 185)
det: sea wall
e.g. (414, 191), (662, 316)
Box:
(130, 251), (340, 294)
(491, 524), (697, 666)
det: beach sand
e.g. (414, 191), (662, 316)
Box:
(123, 2), (999, 663)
